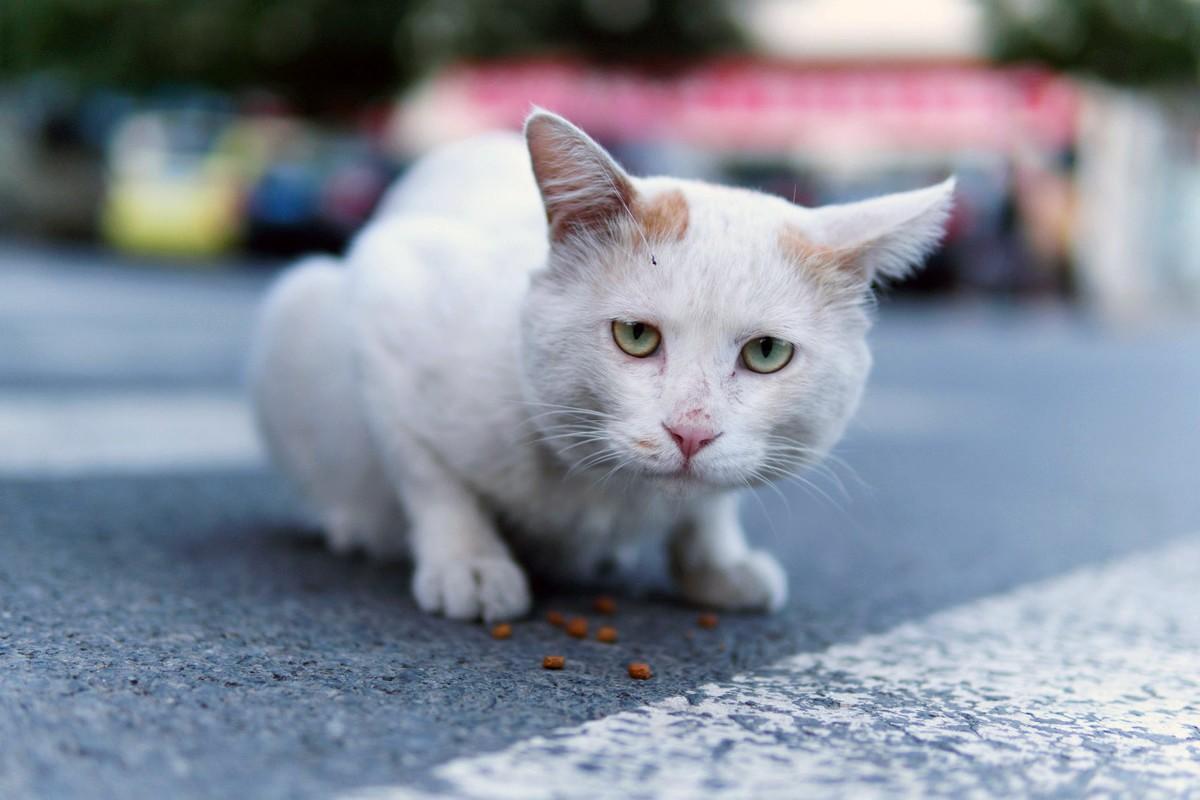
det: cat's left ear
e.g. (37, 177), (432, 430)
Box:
(794, 178), (956, 284)
(524, 108), (636, 243)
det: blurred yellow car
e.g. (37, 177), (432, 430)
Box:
(101, 111), (242, 258)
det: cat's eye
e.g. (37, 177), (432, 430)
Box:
(612, 320), (661, 357)
(741, 336), (794, 374)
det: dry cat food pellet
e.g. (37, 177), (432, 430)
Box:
(697, 613), (719, 630)
(596, 625), (618, 644)
(627, 662), (653, 680)
(542, 655), (565, 670)
(490, 623), (512, 640)
(592, 595), (617, 615)
(566, 617), (588, 638)
(546, 610), (566, 627)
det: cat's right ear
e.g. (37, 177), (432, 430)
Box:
(524, 109), (635, 243)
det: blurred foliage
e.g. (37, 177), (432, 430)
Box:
(403, 0), (742, 65)
(0, 0), (743, 115)
(984, 0), (1200, 86)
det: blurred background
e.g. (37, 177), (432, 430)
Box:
(2, 0), (1199, 316)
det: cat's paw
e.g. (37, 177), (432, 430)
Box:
(676, 549), (788, 612)
(412, 556), (532, 622)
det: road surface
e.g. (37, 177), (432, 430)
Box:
(2, 241), (1198, 799)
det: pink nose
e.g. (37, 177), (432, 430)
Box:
(664, 423), (719, 460)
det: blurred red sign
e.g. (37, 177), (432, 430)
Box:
(413, 59), (1077, 153)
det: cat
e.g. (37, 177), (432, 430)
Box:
(248, 109), (954, 622)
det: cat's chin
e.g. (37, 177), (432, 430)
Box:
(639, 465), (739, 493)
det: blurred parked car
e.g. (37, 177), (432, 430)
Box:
(101, 110), (241, 257)
(100, 108), (395, 259)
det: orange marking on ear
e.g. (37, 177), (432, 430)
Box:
(635, 189), (689, 244)
(779, 225), (863, 289)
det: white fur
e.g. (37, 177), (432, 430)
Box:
(248, 111), (954, 621)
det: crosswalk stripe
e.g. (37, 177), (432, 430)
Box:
(343, 534), (1200, 799)
(0, 392), (262, 475)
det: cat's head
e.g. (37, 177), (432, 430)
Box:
(519, 110), (953, 491)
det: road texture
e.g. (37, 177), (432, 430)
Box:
(1, 241), (1199, 799)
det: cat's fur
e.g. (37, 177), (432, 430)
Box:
(248, 110), (954, 622)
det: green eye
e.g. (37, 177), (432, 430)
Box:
(612, 320), (661, 357)
(741, 336), (794, 374)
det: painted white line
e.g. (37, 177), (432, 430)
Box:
(0, 392), (263, 475)
(344, 535), (1200, 799)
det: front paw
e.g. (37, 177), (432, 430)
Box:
(675, 550), (788, 612)
(412, 556), (531, 622)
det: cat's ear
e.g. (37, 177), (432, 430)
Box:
(794, 178), (956, 284)
(524, 109), (635, 242)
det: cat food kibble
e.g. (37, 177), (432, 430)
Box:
(592, 595), (617, 615)
(566, 617), (588, 638)
(542, 655), (565, 670)
(627, 662), (653, 680)
(697, 613), (719, 630)
(546, 610), (566, 627)
(490, 623), (512, 640)
(596, 625), (618, 643)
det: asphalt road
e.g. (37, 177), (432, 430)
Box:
(2, 241), (1199, 799)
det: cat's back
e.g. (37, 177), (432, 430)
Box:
(348, 131), (549, 323)
(341, 132), (547, 457)
(373, 131), (547, 237)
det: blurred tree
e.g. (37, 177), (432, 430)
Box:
(1, 0), (420, 115)
(984, 0), (1200, 85)
(403, 0), (742, 67)
(0, 0), (743, 116)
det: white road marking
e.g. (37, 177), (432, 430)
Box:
(344, 535), (1200, 799)
(0, 392), (262, 475)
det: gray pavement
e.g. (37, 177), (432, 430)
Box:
(1, 241), (1199, 798)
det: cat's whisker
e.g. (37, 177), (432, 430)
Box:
(511, 400), (617, 418)
(566, 446), (624, 478)
(535, 429), (607, 445)
(511, 403), (617, 433)
(776, 470), (846, 515)
(594, 456), (637, 491)
(749, 466), (794, 521)
(740, 475), (785, 543)
(768, 455), (851, 503)
(506, 426), (604, 456)
(762, 436), (865, 499)
(553, 437), (613, 456)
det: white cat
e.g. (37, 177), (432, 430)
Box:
(248, 110), (953, 622)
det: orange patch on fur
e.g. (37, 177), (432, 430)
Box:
(778, 225), (862, 287)
(636, 190), (689, 243)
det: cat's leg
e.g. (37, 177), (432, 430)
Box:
(319, 464), (405, 561)
(360, 412), (530, 623)
(669, 492), (788, 612)
(380, 436), (531, 622)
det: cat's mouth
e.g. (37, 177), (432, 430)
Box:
(638, 461), (733, 489)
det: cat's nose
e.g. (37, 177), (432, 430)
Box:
(663, 423), (719, 461)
